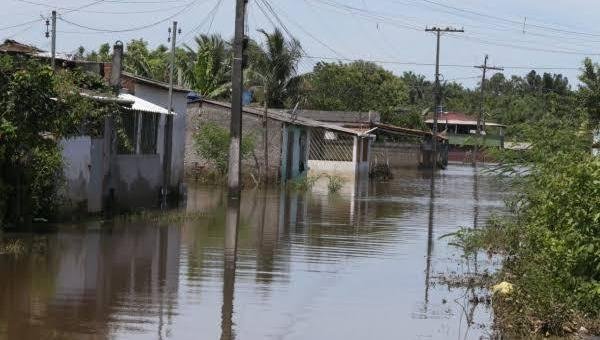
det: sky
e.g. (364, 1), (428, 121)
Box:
(2, 0), (600, 88)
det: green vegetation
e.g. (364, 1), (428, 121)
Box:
(449, 117), (599, 336)
(193, 122), (255, 176)
(326, 175), (345, 194)
(178, 34), (232, 99)
(247, 28), (303, 108)
(300, 61), (409, 124)
(0, 55), (116, 227)
(288, 175), (320, 191)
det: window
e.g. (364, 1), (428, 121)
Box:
(140, 112), (160, 154)
(117, 110), (160, 155)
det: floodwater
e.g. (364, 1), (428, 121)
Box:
(0, 165), (508, 340)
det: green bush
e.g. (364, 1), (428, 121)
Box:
(451, 121), (600, 336)
(193, 122), (254, 175)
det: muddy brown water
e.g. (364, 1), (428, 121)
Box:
(0, 165), (508, 340)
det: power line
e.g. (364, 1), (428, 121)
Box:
(12, 0), (106, 13)
(301, 55), (581, 71)
(261, 0), (346, 59)
(179, 0), (224, 46)
(415, 0), (600, 38)
(0, 18), (41, 31)
(57, 0), (200, 33)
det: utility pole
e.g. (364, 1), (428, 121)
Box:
(473, 55), (503, 166)
(51, 10), (57, 70)
(227, 0), (248, 197)
(425, 26), (464, 169)
(162, 21), (179, 206)
(167, 21), (178, 116)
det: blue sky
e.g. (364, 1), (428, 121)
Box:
(1, 0), (599, 88)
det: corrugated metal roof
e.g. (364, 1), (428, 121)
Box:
(199, 100), (365, 136)
(296, 110), (381, 124)
(122, 72), (190, 93)
(425, 112), (506, 127)
(118, 93), (169, 115)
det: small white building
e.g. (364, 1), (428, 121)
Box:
(61, 91), (186, 215)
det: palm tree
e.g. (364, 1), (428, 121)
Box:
(247, 28), (302, 182)
(177, 34), (232, 99)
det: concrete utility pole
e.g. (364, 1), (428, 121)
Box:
(473, 55), (503, 166)
(162, 21), (179, 205)
(51, 10), (57, 70)
(168, 21), (178, 115)
(425, 26), (464, 169)
(227, 0), (248, 197)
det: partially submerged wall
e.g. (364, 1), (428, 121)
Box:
(133, 84), (187, 191)
(370, 142), (421, 169)
(185, 102), (283, 181)
(113, 155), (162, 210)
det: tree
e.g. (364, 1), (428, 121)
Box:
(0, 55), (113, 226)
(303, 61), (408, 122)
(578, 58), (600, 125)
(178, 34), (231, 99)
(247, 28), (302, 181)
(85, 43), (112, 62)
(122, 39), (170, 82)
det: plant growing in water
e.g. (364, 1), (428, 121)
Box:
(288, 175), (320, 191)
(326, 175), (345, 194)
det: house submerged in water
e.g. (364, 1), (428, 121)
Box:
(186, 100), (449, 186)
(185, 100), (374, 184)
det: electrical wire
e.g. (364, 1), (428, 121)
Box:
(12, 0), (105, 13)
(57, 0), (200, 33)
(178, 0), (224, 46)
(0, 18), (40, 32)
(302, 55), (581, 71)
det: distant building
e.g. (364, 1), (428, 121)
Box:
(186, 100), (374, 182)
(295, 109), (448, 169)
(425, 112), (505, 163)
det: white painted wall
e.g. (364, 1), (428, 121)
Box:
(133, 84), (187, 190)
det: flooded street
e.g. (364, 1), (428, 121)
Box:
(0, 165), (508, 340)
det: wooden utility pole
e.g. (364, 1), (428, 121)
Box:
(227, 0), (248, 197)
(473, 55), (503, 166)
(425, 26), (464, 169)
(51, 10), (57, 70)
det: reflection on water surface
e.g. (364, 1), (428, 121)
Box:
(0, 165), (507, 339)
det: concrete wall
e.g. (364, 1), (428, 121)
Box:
(185, 102), (283, 180)
(370, 142), (421, 169)
(308, 160), (357, 180)
(60, 137), (92, 211)
(113, 155), (162, 210)
(133, 84), (187, 190)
